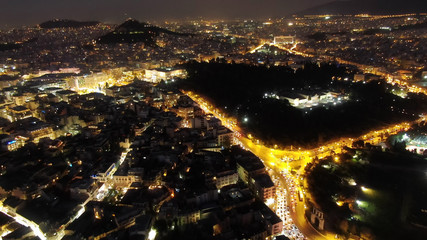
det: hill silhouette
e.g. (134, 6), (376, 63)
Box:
(39, 19), (99, 28)
(96, 19), (191, 45)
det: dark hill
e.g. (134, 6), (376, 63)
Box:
(39, 19), (100, 28)
(296, 0), (426, 15)
(0, 43), (21, 51)
(97, 19), (191, 45)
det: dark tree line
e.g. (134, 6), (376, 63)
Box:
(176, 61), (427, 148)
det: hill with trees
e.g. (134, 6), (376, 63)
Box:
(175, 61), (427, 148)
(39, 19), (99, 28)
(97, 19), (191, 45)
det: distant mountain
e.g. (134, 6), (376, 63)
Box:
(39, 19), (100, 29)
(296, 0), (426, 15)
(97, 19), (191, 45)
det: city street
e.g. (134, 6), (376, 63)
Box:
(185, 90), (426, 240)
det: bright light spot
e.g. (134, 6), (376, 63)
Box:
(148, 229), (157, 240)
(265, 198), (275, 205)
(402, 133), (409, 141)
(243, 117), (248, 123)
(322, 164), (331, 169)
(361, 186), (368, 192)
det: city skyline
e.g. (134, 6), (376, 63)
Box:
(2, 0), (425, 29)
(0, 2), (426, 239)
(0, 0), (331, 28)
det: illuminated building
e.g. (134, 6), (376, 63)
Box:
(190, 117), (207, 129)
(55, 89), (78, 102)
(4, 117), (55, 144)
(405, 135), (427, 155)
(422, 71), (427, 81)
(273, 35), (295, 44)
(354, 73), (365, 82)
(259, 204), (284, 235)
(250, 173), (276, 202)
(105, 86), (122, 97)
(212, 170), (239, 189)
(178, 210), (201, 225)
(217, 128), (236, 148)
(144, 68), (186, 83)
(280, 91), (345, 109)
(236, 157), (265, 185)
(0, 135), (25, 151)
(68, 72), (112, 92)
(12, 94), (29, 106)
(29, 125), (55, 143)
(6, 105), (33, 122)
(111, 175), (142, 188)
(0, 75), (20, 90)
(176, 105), (195, 119)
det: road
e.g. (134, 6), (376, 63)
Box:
(0, 120), (157, 240)
(184, 91), (329, 239)
(248, 41), (427, 95)
(238, 137), (331, 240)
(184, 90), (426, 240)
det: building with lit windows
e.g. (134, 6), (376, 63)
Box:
(280, 91), (345, 109)
(6, 105), (33, 122)
(29, 125), (55, 143)
(0, 134), (25, 151)
(4, 117), (55, 144)
(213, 170), (239, 189)
(144, 68), (186, 83)
(68, 72), (112, 92)
(111, 175), (142, 188)
(250, 173), (276, 202)
(191, 116), (207, 129)
(236, 154), (276, 202)
(406, 135), (427, 155)
(217, 127), (236, 148)
(259, 204), (284, 236)
(236, 157), (265, 184)
(274, 35), (295, 44)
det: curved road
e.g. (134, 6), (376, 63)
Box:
(238, 137), (330, 240)
(185, 90), (426, 240)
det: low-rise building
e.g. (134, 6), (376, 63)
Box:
(144, 68), (186, 83)
(250, 173), (276, 202)
(236, 157), (265, 185)
(6, 105), (32, 122)
(214, 170), (239, 189)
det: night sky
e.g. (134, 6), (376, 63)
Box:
(0, 0), (333, 28)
